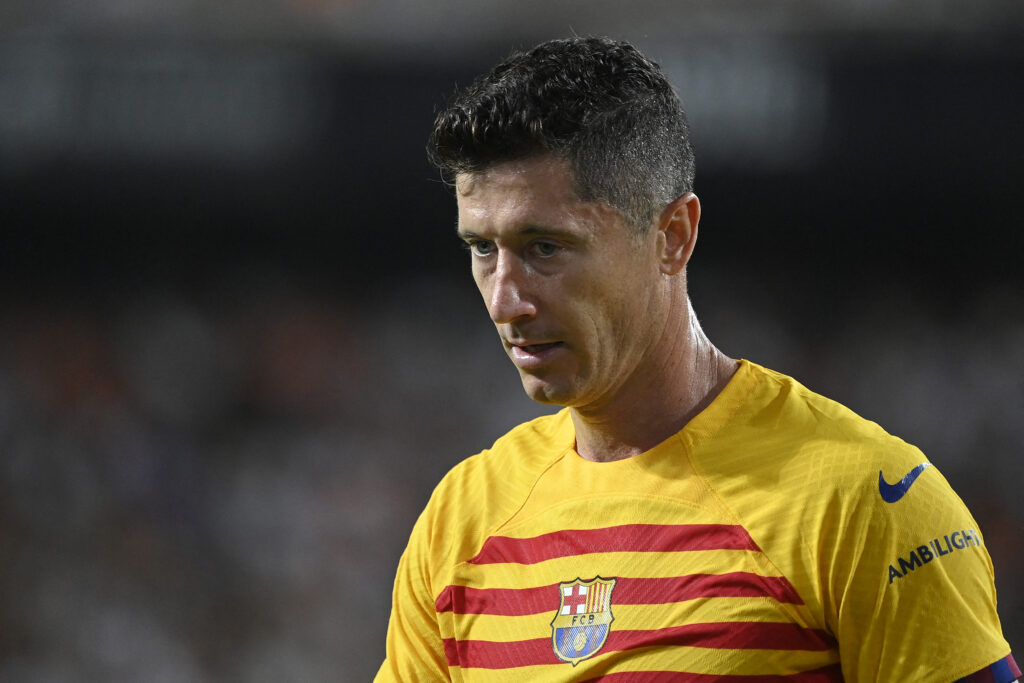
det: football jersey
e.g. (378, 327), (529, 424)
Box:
(375, 360), (1016, 682)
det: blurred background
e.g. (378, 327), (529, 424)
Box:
(1, 1), (1022, 680)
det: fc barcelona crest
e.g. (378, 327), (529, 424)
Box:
(550, 576), (617, 665)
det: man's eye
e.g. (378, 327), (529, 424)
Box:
(533, 241), (559, 257)
(466, 241), (495, 256)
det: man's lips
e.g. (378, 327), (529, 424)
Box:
(507, 340), (564, 368)
(516, 342), (560, 353)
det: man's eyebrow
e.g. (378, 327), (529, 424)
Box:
(455, 221), (479, 240)
(456, 225), (578, 240)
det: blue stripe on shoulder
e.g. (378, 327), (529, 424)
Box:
(954, 654), (1020, 683)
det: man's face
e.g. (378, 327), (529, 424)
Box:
(456, 155), (668, 409)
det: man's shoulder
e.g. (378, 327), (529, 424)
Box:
(740, 361), (922, 460)
(411, 409), (574, 570)
(423, 409), (573, 523)
(439, 408), (574, 491)
(712, 362), (983, 560)
(707, 361), (930, 498)
(488, 408), (576, 459)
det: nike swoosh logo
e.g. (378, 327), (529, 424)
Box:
(878, 463), (933, 503)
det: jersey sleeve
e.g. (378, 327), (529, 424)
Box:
(826, 452), (1013, 682)
(374, 502), (451, 682)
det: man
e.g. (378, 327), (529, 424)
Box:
(375, 37), (1017, 681)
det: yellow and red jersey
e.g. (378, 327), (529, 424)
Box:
(376, 360), (1016, 682)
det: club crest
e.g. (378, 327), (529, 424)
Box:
(550, 576), (617, 666)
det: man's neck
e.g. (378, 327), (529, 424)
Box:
(569, 306), (738, 463)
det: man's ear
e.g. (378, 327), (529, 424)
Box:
(657, 192), (700, 275)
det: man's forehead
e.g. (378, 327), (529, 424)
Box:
(455, 156), (578, 197)
(454, 160), (631, 241)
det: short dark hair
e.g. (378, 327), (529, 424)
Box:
(427, 36), (696, 232)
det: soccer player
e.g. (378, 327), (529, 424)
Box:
(375, 37), (1018, 681)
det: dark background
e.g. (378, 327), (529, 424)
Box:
(1, 3), (1021, 680)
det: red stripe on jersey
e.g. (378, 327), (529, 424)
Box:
(436, 583), (547, 615)
(580, 663), (845, 682)
(443, 622), (837, 669)
(604, 621), (837, 654)
(443, 634), (558, 669)
(442, 637), (460, 668)
(436, 572), (803, 615)
(469, 524), (760, 565)
(613, 573), (804, 606)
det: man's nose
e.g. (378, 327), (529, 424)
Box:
(486, 252), (536, 324)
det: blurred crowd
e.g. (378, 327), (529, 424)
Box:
(0, 269), (1020, 681)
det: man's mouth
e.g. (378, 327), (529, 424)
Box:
(518, 342), (561, 353)
(508, 341), (564, 368)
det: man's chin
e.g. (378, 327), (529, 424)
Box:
(519, 375), (574, 406)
